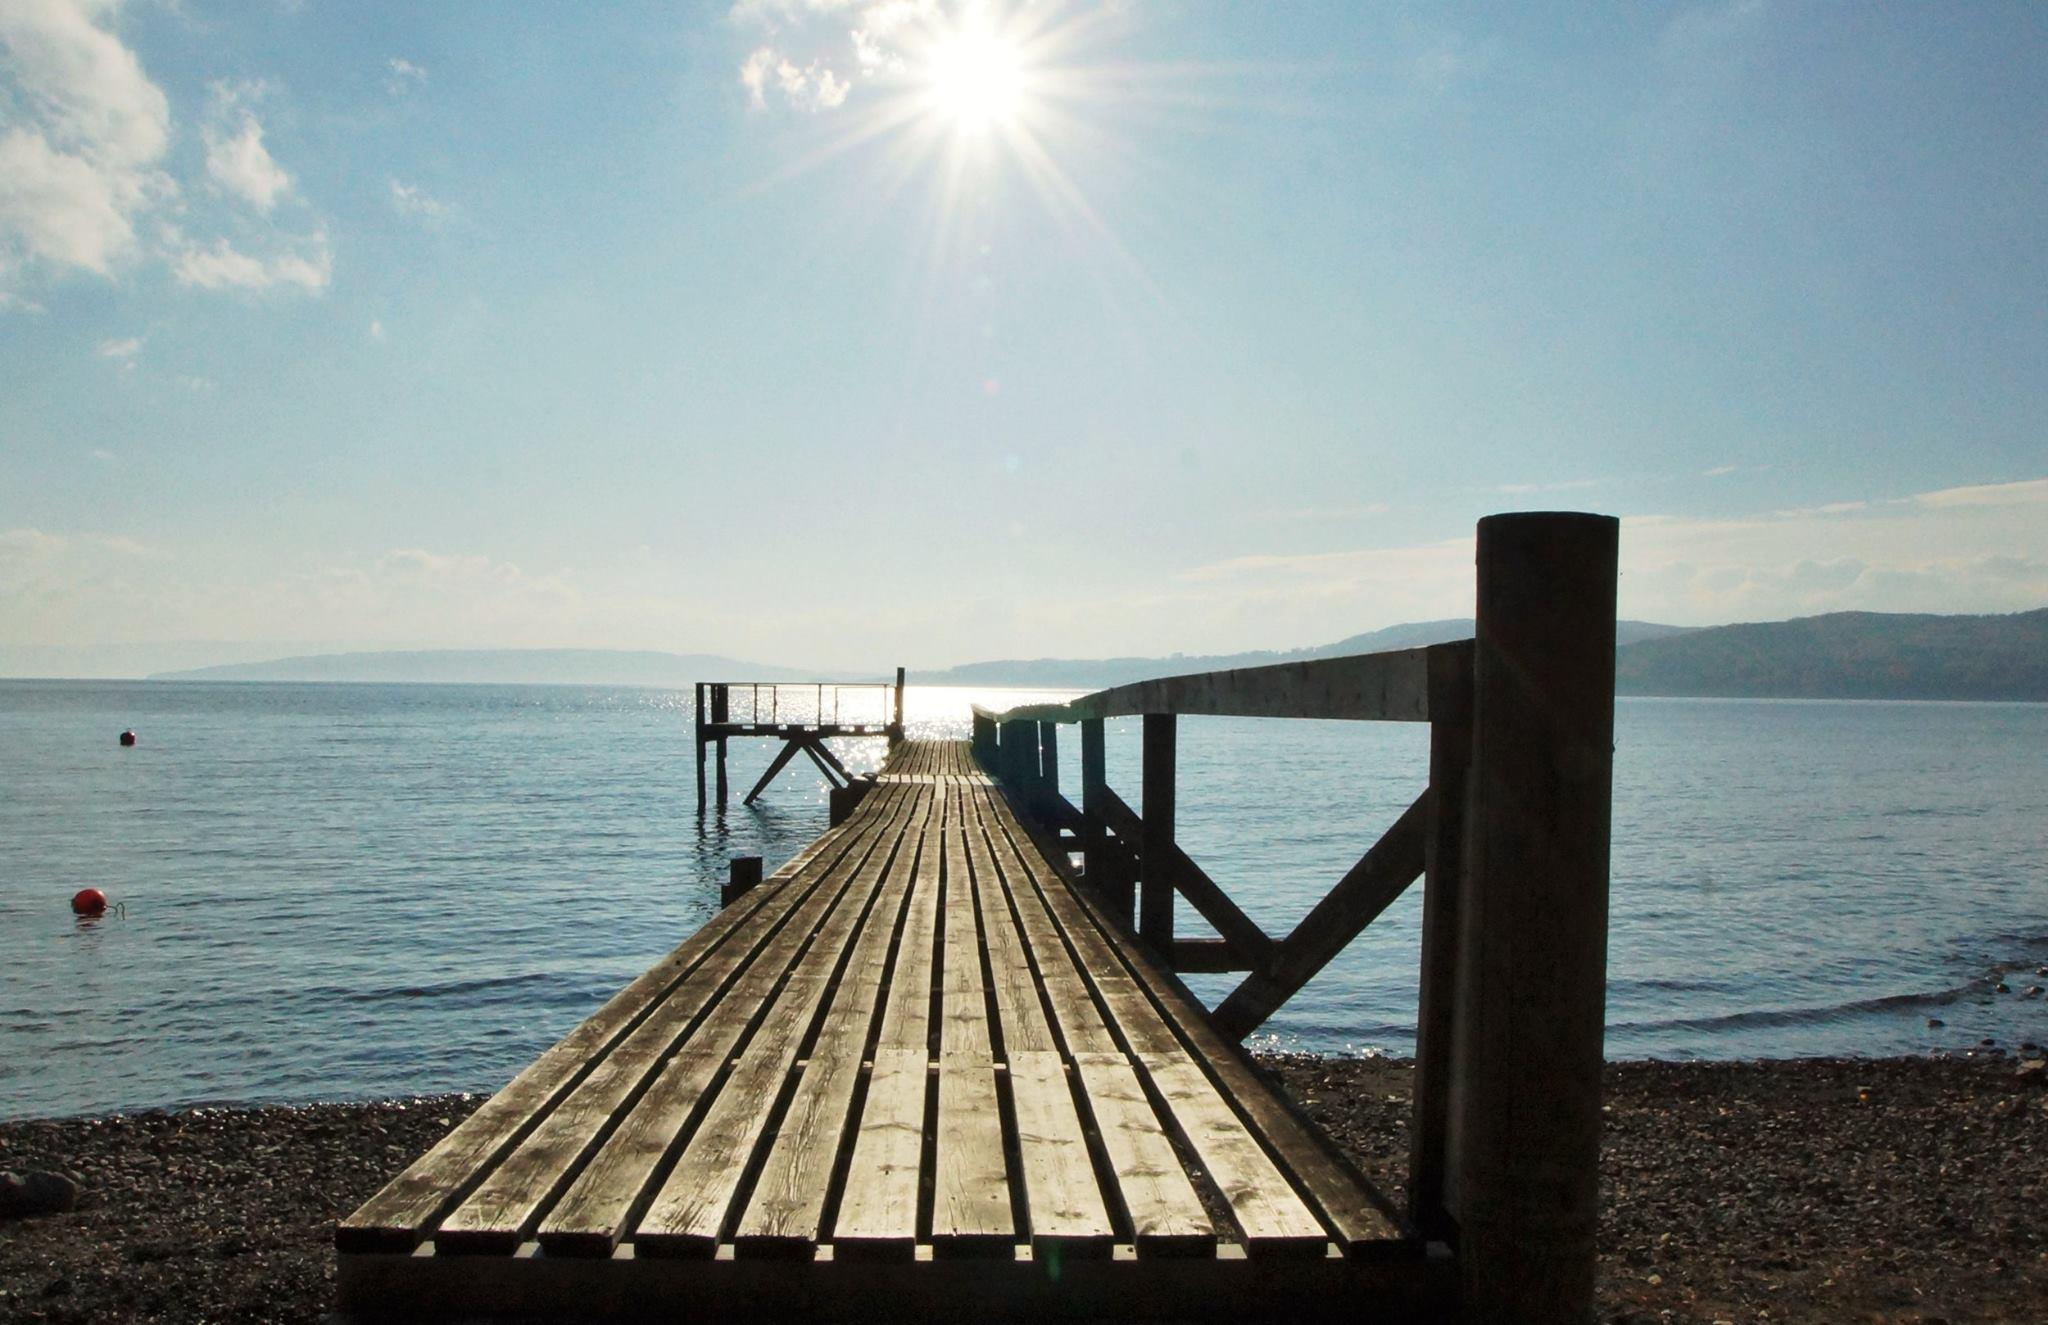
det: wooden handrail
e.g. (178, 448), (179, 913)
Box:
(975, 643), (1441, 725)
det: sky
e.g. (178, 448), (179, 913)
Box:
(2, 0), (2045, 676)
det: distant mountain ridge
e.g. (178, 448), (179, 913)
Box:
(911, 619), (1691, 690)
(140, 607), (2048, 700)
(1613, 608), (2048, 701)
(149, 649), (817, 686)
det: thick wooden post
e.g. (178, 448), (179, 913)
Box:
(1409, 640), (1473, 1241)
(1038, 721), (1060, 809)
(1139, 713), (1176, 949)
(891, 666), (906, 745)
(1448, 512), (1617, 1324)
(971, 711), (996, 768)
(723, 856), (762, 906)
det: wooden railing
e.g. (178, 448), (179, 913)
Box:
(977, 511), (1619, 1323)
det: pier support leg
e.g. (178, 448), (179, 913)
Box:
(711, 685), (730, 809)
(1448, 512), (1617, 1324)
(1081, 718), (1130, 922)
(1410, 641), (1473, 1241)
(1038, 721), (1060, 813)
(1140, 714), (1176, 951)
(694, 683), (707, 815)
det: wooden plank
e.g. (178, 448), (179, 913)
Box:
(1006, 1052), (1113, 1257)
(931, 1055), (1012, 1252)
(969, 788), (1121, 1055)
(989, 790), (1403, 1252)
(1136, 1053), (1328, 1258)
(875, 789), (944, 1053)
(733, 792), (937, 1256)
(1069, 1052), (1213, 1258)
(633, 978), (832, 1256)
(340, 790), (901, 1253)
(987, 647), (1435, 726)
(831, 1048), (930, 1259)
(478, 792), (915, 1254)
(939, 787), (992, 1059)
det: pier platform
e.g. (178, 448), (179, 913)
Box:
(336, 740), (1434, 1320)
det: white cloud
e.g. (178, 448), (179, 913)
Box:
(202, 82), (292, 212)
(384, 56), (425, 95)
(740, 45), (848, 111)
(0, 0), (174, 278)
(1169, 476), (2048, 639)
(94, 333), (141, 357)
(367, 317), (385, 341)
(730, 0), (928, 112)
(0, 4), (328, 301)
(173, 233), (331, 292)
(387, 177), (448, 222)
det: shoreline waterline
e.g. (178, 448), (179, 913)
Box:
(0, 1054), (2041, 1324)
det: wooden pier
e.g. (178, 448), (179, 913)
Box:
(695, 671), (905, 813)
(338, 512), (1618, 1322)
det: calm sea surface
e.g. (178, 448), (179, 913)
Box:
(2, 680), (2044, 1120)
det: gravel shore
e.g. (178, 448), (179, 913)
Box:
(2, 1055), (2043, 1323)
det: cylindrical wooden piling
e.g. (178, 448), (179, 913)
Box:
(1139, 713), (1176, 948)
(1449, 512), (1617, 1323)
(723, 855), (763, 907)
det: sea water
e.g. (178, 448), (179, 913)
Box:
(1, 680), (2043, 1119)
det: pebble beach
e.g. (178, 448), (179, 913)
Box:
(2, 1054), (2042, 1323)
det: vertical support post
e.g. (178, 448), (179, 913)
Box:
(711, 683), (730, 809)
(1038, 720), (1060, 811)
(1000, 719), (1035, 793)
(1408, 639), (1473, 1242)
(723, 855), (762, 907)
(972, 710), (996, 768)
(694, 682), (707, 815)
(1448, 512), (1617, 1324)
(1081, 717), (1130, 924)
(1139, 713), (1176, 950)
(891, 666), (906, 745)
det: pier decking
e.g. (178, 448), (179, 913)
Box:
(339, 511), (1619, 1321)
(337, 741), (1435, 1320)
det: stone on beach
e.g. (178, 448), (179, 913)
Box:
(0, 1169), (81, 1218)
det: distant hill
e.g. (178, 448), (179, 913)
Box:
(149, 649), (820, 687)
(912, 619), (1691, 689)
(1613, 608), (2048, 701)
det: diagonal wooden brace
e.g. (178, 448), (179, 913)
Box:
(1212, 791), (1430, 1039)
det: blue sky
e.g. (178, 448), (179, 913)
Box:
(3, 0), (2044, 675)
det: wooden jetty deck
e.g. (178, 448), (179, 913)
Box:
(339, 512), (1620, 1322)
(337, 738), (1437, 1319)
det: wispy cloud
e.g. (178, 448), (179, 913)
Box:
(384, 56), (426, 96)
(173, 234), (331, 292)
(202, 80), (292, 212)
(387, 177), (449, 223)
(95, 334), (142, 358)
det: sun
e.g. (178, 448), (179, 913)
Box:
(922, 23), (1027, 133)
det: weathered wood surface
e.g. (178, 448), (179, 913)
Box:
(339, 739), (1414, 1320)
(977, 645), (1441, 726)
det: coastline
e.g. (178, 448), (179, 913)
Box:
(1, 1056), (2041, 1324)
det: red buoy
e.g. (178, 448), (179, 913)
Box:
(71, 888), (108, 916)
(119, 729), (137, 747)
